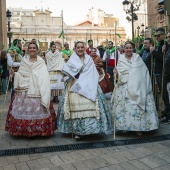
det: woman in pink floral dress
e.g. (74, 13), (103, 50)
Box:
(5, 42), (56, 137)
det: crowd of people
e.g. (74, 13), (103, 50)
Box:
(0, 26), (169, 139)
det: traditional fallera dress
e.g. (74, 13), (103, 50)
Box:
(90, 54), (113, 94)
(46, 49), (65, 97)
(57, 52), (113, 135)
(111, 53), (159, 131)
(5, 55), (56, 136)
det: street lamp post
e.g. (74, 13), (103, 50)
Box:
(6, 10), (12, 48)
(122, 0), (141, 40)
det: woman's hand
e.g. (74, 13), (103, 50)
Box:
(150, 45), (155, 53)
(98, 68), (103, 75)
(162, 45), (166, 53)
(9, 68), (15, 76)
(113, 68), (118, 79)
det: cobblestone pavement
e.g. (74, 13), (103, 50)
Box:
(0, 140), (170, 170)
(0, 93), (170, 169)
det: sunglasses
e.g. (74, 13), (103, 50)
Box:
(154, 34), (164, 37)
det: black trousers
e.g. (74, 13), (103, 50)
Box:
(155, 75), (170, 112)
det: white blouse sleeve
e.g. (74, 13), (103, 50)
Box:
(7, 53), (20, 68)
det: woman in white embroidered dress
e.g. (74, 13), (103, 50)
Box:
(57, 41), (113, 139)
(46, 42), (65, 102)
(112, 41), (159, 134)
(5, 42), (56, 137)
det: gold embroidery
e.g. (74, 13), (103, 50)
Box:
(48, 71), (62, 75)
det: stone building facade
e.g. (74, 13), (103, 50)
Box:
(146, 0), (170, 34)
(147, 0), (159, 28)
(8, 8), (126, 51)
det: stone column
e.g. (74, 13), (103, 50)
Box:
(0, 0), (7, 51)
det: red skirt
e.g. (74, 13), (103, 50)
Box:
(5, 92), (57, 137)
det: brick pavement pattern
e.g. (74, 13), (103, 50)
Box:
(0, 140), (170, 169)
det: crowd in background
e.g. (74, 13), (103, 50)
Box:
(0, 26), (170, 138)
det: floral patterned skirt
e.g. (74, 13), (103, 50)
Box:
(112, 84), (159, 131)
(57, 84), (113, 135)
(5, 91), (57, 137)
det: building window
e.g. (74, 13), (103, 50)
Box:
(17, 11), (20, 15)
(24, 12), (26, 16)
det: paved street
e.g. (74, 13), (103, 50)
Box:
(0, 93), (170, 170)
(0, 140), (170, 170)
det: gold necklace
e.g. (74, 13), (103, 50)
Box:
(30, 57), (37, 62)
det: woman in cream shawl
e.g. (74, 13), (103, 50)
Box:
(46, 42), (65, 102)
(5, 42), (56, 137)
(112, 41), (158, 134)
(57, 41), (113, 139)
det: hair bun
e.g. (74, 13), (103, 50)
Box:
(125, 41), (135, 48)
(50, 41), (55, 47)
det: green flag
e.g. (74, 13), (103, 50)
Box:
(58, 30), (65, 38)
(138, 44), (144, 54)
(133, 37), (138, 44)
(116, 33), (121, 38)
(22, 38), (27, 42)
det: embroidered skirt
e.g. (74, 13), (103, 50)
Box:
(5, 91), (57, 137)
(49, 71), (64, 97)
(111, 83), (159, 131)
(57, 82), (113, 135)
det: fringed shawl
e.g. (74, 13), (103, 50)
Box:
(14, 55), (51, 109)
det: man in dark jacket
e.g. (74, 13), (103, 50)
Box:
(150, 27), (165, 91)
(162, 31), (170, 123)
(150, 27), (169, 117)
(140, 38), (153, 75)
